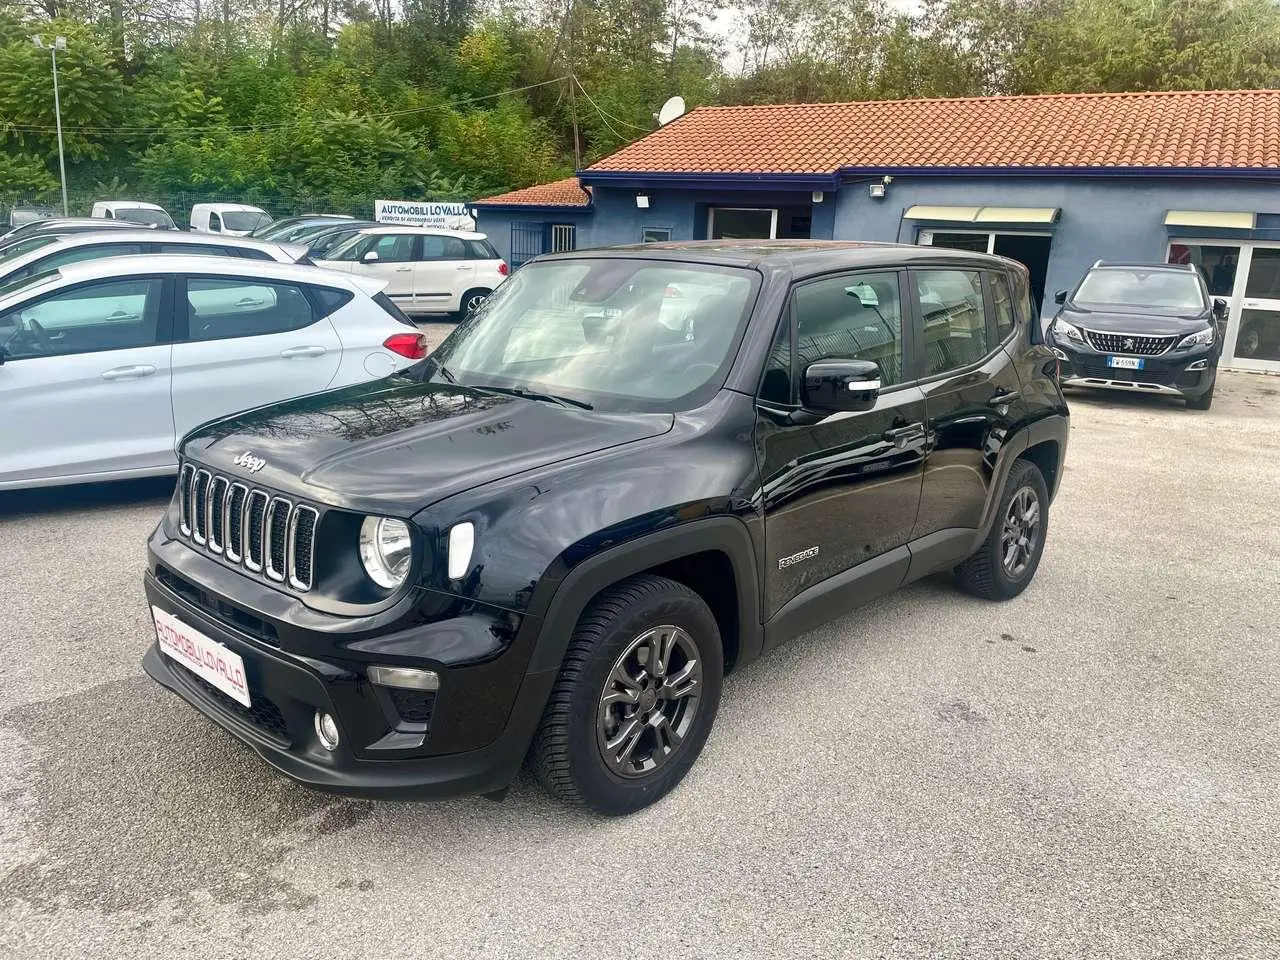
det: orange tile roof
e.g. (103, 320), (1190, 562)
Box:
(587, 90), (1280, 174)
(473, 177), (591, 207)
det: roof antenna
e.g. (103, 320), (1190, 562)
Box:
(655, 96), (686, 127)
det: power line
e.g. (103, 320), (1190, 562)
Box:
(572, 76), (653, 133)
(0, 75), (571, 137)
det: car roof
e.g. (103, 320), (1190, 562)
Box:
(194, 202), (267, 212)
(537, 240), (1020, 277)
(24, 230), (284, 248)
(357, 225), (487, 240)
(101, 201), (164, 210)
(45, 254), (361, 288)
(1090, 261), (1197, 272)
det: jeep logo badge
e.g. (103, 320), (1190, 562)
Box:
(233, 451), (267, 474)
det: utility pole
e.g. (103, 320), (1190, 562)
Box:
(32, 35), (69, 216)
(567, 74), (581, 171)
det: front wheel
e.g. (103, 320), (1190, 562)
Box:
(532, 574), (724, 815)
(1186, 384), (1215, 411)
(955, 459), (1050, 601)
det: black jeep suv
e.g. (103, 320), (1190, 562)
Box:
(1049, 261), (1226, 410)
(142, 242), (1068, 815)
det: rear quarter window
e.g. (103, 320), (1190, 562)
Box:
(308, 286), (354, 319)
(465, 239), (499, 260)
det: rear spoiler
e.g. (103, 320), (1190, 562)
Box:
(348, 274), (389, 297)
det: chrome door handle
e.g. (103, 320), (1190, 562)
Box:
(883, 423), (925, 446)
(395, 267), (412, 273)
(989, 390), (1021, 406)
(280, 345), (327, 358)
(101, 364), (157, 380)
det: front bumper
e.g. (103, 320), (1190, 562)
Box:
(1052, 333), (1217, 400)
(142, 529), (556, 800)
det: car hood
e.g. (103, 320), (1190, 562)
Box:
(1056, 304), (1211, 336)
(182, 378), (675, 514)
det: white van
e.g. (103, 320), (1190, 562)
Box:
(90, 201), (176, 229)
(190, 203), (273, 236)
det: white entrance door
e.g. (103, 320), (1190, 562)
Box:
(1232, 246), (1280, 369)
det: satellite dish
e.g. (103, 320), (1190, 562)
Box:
(657, 96), (687, 126)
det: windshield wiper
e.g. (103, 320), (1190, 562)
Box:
(476, 384), (593, 410)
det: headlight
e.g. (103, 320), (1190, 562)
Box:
(358, 516), (413, 589)
(1176, 327), (1215, 350)
(1054, 319), (1084, 344)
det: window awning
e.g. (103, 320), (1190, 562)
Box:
(1164, 210), (1256, 230)
(904, 205), (1060, 224)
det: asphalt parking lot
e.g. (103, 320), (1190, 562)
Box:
(1, 371), (1278, 959)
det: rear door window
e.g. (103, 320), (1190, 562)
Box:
(913, 269), (993, 375)
(183, 277), (318, 341)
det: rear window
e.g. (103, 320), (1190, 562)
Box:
(465, 239), (499, 260)
(373, 292), (417, 328)
(310, 286), (354, 318)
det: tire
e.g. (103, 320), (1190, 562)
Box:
(532, 574), (724, 815)
(955, 459), (1050, 601)
(460, 288), (491, 317)
(1187, 384), (1214, 411)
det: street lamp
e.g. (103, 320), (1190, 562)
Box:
(31, 35), (69, 217)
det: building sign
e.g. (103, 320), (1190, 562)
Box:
(374, 200), (474, 229)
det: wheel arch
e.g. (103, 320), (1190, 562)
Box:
(973, 413), (1068, 544)
(525, 516), (763, 677)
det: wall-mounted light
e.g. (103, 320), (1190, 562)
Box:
(812, 191), (824, 204)
(868, 183), (886, 199)
(636, 194), (650, 209)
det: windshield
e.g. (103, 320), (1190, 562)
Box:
(424, 258), (758, 410)
(1074, 268), (1205, 312)
(309, 228), (362, 255)
(116, 208), (174, 228)
(0, 235), (59, 265)
(222, 211), (272, 231)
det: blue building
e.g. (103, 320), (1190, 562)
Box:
(472, 89), (1280, 374)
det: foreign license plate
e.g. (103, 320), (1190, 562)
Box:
(153, 606), (251, 707)
(1107, 356), (1144, 370)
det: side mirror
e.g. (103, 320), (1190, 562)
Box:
(1054, 290), (1068, 305)
(362, 250), (380, 263)
(802, 359), (881, 413)
(1212, 297), (1228, 318)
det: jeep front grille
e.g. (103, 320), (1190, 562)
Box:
(177, 465), (318, 592)
(1084, 330), (1176, 356)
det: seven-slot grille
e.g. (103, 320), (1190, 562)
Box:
(178, 464), (319, 592)
(1084, 330), (1176, 356)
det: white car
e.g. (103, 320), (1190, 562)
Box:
(313, 226), (508, 316)
(0, 256), (427, 489)
(90, 201), (177, 230)
(190, 203), (274, 236)
(0, 230), (310, 285)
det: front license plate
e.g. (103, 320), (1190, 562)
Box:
(1108, 356), (1144, 370)
(153, 606), (251, 707)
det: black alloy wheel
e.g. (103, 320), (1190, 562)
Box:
(532, 574), (723, 815)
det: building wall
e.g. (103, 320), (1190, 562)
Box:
(832, 175), (1280, 324)
(470, 208), (594, 264)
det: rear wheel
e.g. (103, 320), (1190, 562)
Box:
(955, 459), (1050, 601)
(532, 574), (723, 815)
(460, 288), (491, 317)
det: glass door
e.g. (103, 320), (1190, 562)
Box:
(1236, 247), (1280, 368)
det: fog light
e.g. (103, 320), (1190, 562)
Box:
(368, 664), (440, 691)
(1186, 359), (1209, 371)
(314, 711), (340, 750)
(1052, 348), (1069, 361)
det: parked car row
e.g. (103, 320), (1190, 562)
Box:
(0, 216), (509, 489)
